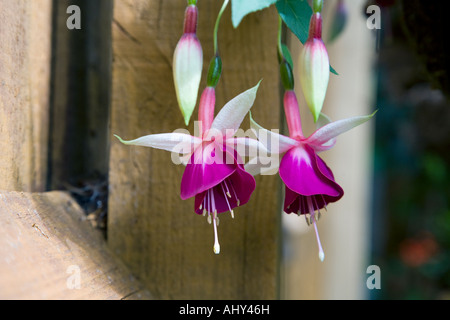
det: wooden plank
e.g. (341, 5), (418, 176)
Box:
(108, 0), (281, 299)
(0, 191), (151, 300)
(0, 0), (52, 192)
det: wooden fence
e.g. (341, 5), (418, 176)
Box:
(0, 0), (281, 299)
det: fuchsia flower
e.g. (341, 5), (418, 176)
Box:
(251, 90), (375, 261)
(115, 82), (266, 254)
(173, 4), (203, 126)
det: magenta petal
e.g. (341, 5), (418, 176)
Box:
(226, 164), (256, 208)
(181, 142), (235, 200)
(284, 186), (342, 215)
(284, 187), (301, 214)
(193, 154), (256, 214)
(279, 144), (342, 198)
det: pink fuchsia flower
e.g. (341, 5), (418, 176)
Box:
(299, 11), (330, 123)
(250, 90), (376, 261)
(173, 4), (203, 126)
(115, 82), (266, 254)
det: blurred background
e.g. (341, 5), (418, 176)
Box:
(282, 0), (450, 300)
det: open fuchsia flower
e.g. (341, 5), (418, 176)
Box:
(115, 82), (267, 254)
(173, 2), (203, 126)
(299, 4), (330, 123)
(250, 89), (376, 261)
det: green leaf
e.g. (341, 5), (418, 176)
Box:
(276, 0), (312, 44)
(330, 66), (338, 75)
(276, 0), (339, 75)
(231, 0), (278, 28)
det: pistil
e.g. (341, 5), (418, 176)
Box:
(307, 197), (325, 262)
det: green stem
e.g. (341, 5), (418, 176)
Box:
(188, 0), (197, 5)
(213, 0), (230, 55)
(277, 16), (284, 62)
(313, 0), (323, 13)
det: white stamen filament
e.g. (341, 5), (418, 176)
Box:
(227, 180), (240, 206)
(210, 189), (220, 255)
(213, 212), (220, 254)
(307, 197), (325, 262)
(221, 183), (234, 219)
(201, 179), (244, 255)
(223, 180), (232, 199)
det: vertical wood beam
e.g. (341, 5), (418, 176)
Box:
(0, 0), (52, 192)
(108, 0), (281, 299)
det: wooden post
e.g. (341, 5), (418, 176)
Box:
(0, 1), (151, 300)
(108, 0), (281, 299)
(0, 0), (52, 192)
(0, 191), (151, 300)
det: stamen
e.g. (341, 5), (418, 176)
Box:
(213, 213), (220, 254)
(208, 189), (212, 215)
(210, 188), (216, 214)
(313, 196), (322, 221)
(321, 195), (328, 212)
(223, 180), (232, 198)
(228, 180), (240, 206)
(307, 197), (325, 262)
(305, 214), (310, 226)
(221, 183), (234, 218)
(300, 197), (306, 216)
(210, 191), (221, 254)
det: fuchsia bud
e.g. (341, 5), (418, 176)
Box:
(198, 55), (223, 136)
(299, 12), (330, 123)
(173, 5), (203, 126)
(198, 86), (216, 137)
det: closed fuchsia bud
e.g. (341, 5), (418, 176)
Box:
(173, 3), (203, 126)
(299, 11), (330, 123)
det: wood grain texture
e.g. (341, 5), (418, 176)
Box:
(0, 0), (52, 192)
(0, 191), (151, 300)
(108, 0), (282, 299)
